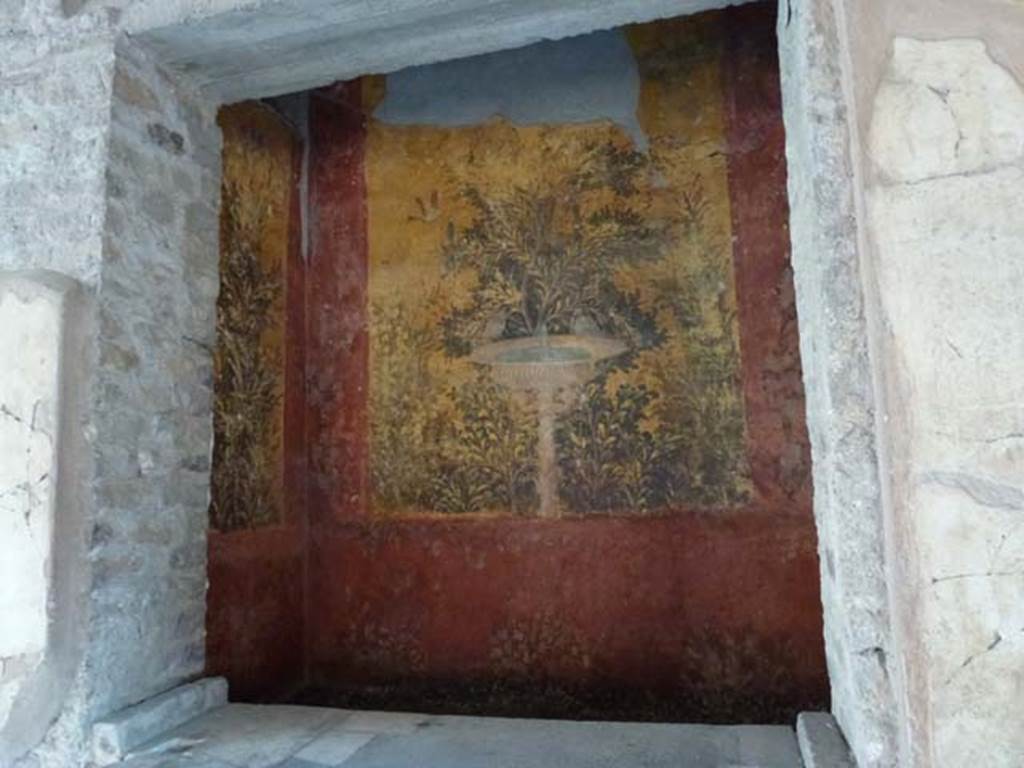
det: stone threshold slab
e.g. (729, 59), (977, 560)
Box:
(797, 712), (857, 768)
(92, 677), (229, 766)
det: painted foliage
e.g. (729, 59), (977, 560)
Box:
(366, 18), (750, 518)
(302, 3), (825, 724)
(210, 103), (296, 531)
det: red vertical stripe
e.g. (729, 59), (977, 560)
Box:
(308, 81), (370, 523)
(285, 105), (308, 528)
(721, 2), (813, 512)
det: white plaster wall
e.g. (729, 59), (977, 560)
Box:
(0, 273), (91, 767)
(0, 278), (65, 757)
(0, 285), (59, 661)
(867, 38), (1024, 768)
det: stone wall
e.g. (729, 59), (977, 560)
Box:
(0, 8), (115, 285)
(2, 5), (222, 764)
(781, 1), (1024, 766)
(85, 36), (221, 723)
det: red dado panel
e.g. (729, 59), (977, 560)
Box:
(301, 3), (827, 722)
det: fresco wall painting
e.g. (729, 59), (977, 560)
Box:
(363, 21), (757, 521)
(206, 101), (308, 700)
(205, 3), (828, 722)
(303, 5), (827, 722)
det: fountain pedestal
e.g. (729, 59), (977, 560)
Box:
(470, 334), (626, 518)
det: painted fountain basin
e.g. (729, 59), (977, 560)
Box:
(470, 334), (627, 393)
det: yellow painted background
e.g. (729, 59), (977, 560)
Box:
(364, 17), (750, 516)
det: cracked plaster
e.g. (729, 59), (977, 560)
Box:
(867, 36), (1024, 768)
(0, 272), (89, 766)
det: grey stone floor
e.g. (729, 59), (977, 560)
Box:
(120, 704), (803, 768)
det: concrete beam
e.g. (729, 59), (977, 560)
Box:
(127, 0), (753, 102)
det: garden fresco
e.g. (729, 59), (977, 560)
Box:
(210, 102), (296, 531)
(366, 21), (751, 518)
(200, 1), (824, 721)
(235, 3), (830, 723)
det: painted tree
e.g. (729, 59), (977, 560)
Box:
(440, 141), (670, 355)
(210, 180), (283, 531)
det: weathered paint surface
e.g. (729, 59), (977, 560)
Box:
(307, 81), (371, 531)
(206, 102), (307, 700)
(867, 38), (1024, 768)
(374, 29), (646, 148)
(361, 16), (749, 520)
(210, 102), (292, 532)
(302, 4), (826, 721)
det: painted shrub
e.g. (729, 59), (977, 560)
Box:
(210, 103), (295, 531)
(366, 19), (751, 518)
(303, 3), (826, 724)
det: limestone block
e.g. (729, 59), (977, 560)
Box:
(0, 0), (25, 25)
(870, 39), (1024, 184)
(91, 677), (229, 766)
(123, 704), (341, 768)
(126, 0), (744, 101)
(0, 45), (115, 285)
(868, 165), (1024, 461)
(797, 712), (856, 768)
(914, 484), (1024, 766)
(871, 166), (1024, 760)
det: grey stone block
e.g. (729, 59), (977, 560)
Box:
(797, 713), (856, 768)
(92, 677), (229, 766)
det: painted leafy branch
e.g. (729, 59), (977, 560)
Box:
(369, 300), (446, 510)
(210, 180), (283, 531)
(431, 377), (538, 514)
(440, 142), (670, 354)
(556, 380), (670, 514)
(369, 302), (538, 515)
(555, 173), (749, 513)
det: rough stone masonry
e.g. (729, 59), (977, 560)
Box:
(3, 4), (221, 765)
